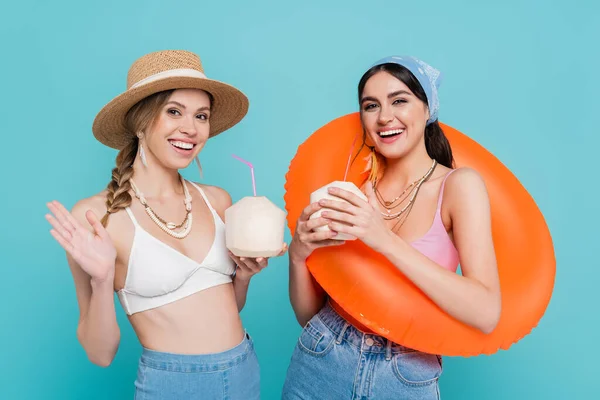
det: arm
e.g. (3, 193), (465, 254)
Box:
(230, 245), (288, 311)
(288, 251), (327, 327)
(204, 186), (248, 309)
(46, 200), (120, 366)
(69, 256), (121, 366)
(203, 185), (286, 312)
(380, 171), (500, 333)
(324, 168), (501, 334)
(232, 274), (251, 311)
(287, 202), (345, 326)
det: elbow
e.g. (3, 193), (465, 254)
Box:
(478, 297), (501, 335)
(296, 314), (310, 328)
(295, 306), (322, 327)
(88, 353), (115, 368)
(289, 303), (311, 327)
(290, 302), (318, 327)
(478, 317), (499, 335)
(288, 299), (309, 327)
(77, 326), (120, 367)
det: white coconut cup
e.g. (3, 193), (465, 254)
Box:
(309, 181), (367, 241)
(225, 196), (286, 258)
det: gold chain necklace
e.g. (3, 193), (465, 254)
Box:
(374, 182), (419, 213)
(374, 159), (438, 221)
(374, 179), (418, 208)
(129, 175), (193, 239)
(391, 185), (422, 233)
(390, 161), (438, 232)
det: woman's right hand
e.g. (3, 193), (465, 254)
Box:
(289, 202), (346, 264)
(46, 201), (117, 283)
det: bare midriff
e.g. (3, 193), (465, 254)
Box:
(128, 283), (245, 354)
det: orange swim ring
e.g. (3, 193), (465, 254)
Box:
(284, 113), (555, 356)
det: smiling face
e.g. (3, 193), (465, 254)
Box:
(359, 70), (430, 160)
(142, 88), (212, 170)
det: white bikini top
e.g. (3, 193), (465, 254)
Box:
(117, 181), (235, 315)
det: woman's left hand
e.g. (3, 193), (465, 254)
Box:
(320, 182), (395, 253)
(229, 243), (288, 282)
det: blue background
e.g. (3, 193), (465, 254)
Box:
(1, 0), (597, 398)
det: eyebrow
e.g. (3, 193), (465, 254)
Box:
(360, 90), (412, 104)
(166, 101), (210, 112)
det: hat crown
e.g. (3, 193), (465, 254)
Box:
(126, 50), (205, 89)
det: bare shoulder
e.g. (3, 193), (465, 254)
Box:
(70, 191), (108, 229)
(446, 167), (487, 193)
(444, 167), (490, 210)
(194, 183), (232, 214)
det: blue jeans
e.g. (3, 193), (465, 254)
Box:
(134, 332), (260, 400)
(282, 302), (442, 399)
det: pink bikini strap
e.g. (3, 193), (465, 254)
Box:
(436, 169), (458, 210)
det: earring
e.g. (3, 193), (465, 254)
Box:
(139, 145), (148, 167)
(195, 156), (203, 179)
(137, 132), (147, 167)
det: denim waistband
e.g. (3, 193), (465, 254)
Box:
(140, 332), (254, 372)
(317, 302), (420, 359)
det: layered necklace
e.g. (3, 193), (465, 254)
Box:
(129, 174), (193, 239)
(373, 159), (437, 232)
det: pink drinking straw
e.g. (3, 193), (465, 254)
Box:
(232, 154), (257, 196)
(343, 132), (360, 181)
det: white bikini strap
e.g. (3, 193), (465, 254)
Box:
(124, 207), (140, 228)
(187, 181), (218, 214)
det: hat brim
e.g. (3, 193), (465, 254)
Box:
(92, 76), (249, 149)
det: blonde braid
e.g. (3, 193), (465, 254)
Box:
(98, 89), (176, 227)
(100, 140), (138, 227)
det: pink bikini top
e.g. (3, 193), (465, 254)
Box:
(328, 169), (460, 331)
(409, 169), (459, 272)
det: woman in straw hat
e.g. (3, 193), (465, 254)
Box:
(45, 50), (284, 399)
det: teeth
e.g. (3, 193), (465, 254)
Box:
(379, 129), (404, 137)
(170, 140), (194, 150)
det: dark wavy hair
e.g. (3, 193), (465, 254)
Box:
(357, 63), (454, 169)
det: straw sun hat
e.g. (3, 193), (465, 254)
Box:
(92, 50), (249, 149)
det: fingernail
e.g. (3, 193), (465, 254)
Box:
(240, 258), (245, 261)
(257, 258), (263, 262)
